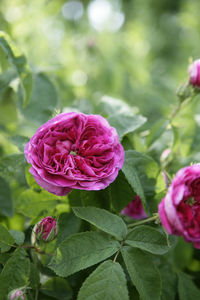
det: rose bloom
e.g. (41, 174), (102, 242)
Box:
(159, 164), (200, 249)
(121, 195), (147, 219)
(188, 59), (200, 88)
(9, 289), (25, 300)
(35, 216), (57, 242)
(25, 112), (124, 196)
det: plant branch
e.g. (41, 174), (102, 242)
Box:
(127, 214), (159, 229)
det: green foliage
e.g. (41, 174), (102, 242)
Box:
(178, 272), (200, 300)
(77, 260), (129, 300)
(73, 206), (127, 240)
(40, 277), (72, 300)
(0, 248), (30, 299)
(125, 225), (170, 255)
(0, 177), (13, 217)
(0, 224), (14, 252)
(49, 232), (120, 277)
(0, 31), (32, 106)
(121, 246), (161, 300)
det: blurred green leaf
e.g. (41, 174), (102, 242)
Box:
(159, 263), (177, 300)
(178, 272), (200, 300)
(9, 135), (29, 152)
(29, 263), (40, 289)
(0, 31), (33, 106)
(146, 120), (169, 148)
(73, 206), (127, 240)
(0, 154), (26, 181)
(125, 225), (170, 255)
(0, 176), (13, 217)
(21, 72), (58, 124)
(49, 232), (120, 277)
(77, 260), (129, 300)
(0, 69), (16, 101)
(40, 277), (72, 300)
(121, 246), (161, 300)
(100, 96), (146, 140)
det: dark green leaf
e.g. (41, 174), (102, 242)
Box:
(0, 176), (13, 217)
(122, 150), (160, 213)
(125, 225), (170, 255)
(73, 207), (127, 240)
(49, 231), (120, 277)
(0, 224), (14, 253)
(9, 230), (25, 245)
(159, 263), (177, 300)
(78, 260), (129, 300)
(0, 248), (30, 298)
(40, 277), (72, 300)
(121, 246), (161, 300)
(109, 171), (135, 213)
(0, 69), (17, 101)
(56, 212), (81, 246)
(29, 263), (40, 289)
(0, 31), (33, 106)
(178, 272), (200, 300)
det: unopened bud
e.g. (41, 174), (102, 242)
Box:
(188, 59), (200, 88)
(8, 289), (26, 300)
(35, 216), (57, 242)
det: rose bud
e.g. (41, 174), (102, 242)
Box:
(159, 164), (200, 249)
(121, 195), (147, 219)
(35, 216), (57, 242)
(25, 112), (124, 196)
(8, 289), (26, 300)
(188, 59), (200, 88)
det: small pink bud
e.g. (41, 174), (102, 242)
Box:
(188, 59), (200, 88)
(121, 195), (147, 219)
(8, 289), (25, 300)
(35, 216), (57, 242)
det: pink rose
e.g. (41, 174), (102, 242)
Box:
(121, 195), (147, 219)
(9, 289), (25, 300)
(25, 112), (124, 196)
(35, 216), (57, 242)
(159, 164), (200, 249)
(188, 59), (200, 88)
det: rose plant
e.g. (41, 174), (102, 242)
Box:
(1, 30), (200, 300)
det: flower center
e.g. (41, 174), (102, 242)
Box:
(69, 150), (77, 156)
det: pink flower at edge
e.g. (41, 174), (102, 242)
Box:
(9, 289), (25, 300)
(35, 216), (57, 242)
(158, 164), (200, 249)
(25, 112), (124, 196)
(121, 195), (147, 220)
(188, 59), (200, 88)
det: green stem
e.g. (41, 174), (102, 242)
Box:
(113, 241), (124, 263)
(127, 215), (158, 229)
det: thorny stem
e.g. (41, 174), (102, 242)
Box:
(127, 214), (159, 229)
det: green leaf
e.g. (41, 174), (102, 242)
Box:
(0, 176), (13, 217)
(146, 120), (169, 148)
(121, 246), (161, 300)
(0, 224), (14, 253)
(122, 150), (160, 214)
(29, 263), (40, 289)
(100, 96), (146, 140)
(0, 69), (17, 101)
(0, 154), (26, 181)
(49, 231), (120, 277)
(0, 248), (30, 299)
(56, 212), (81, 246)
(21, 72), (58, 124)
(15, 189), (60, 218)
(73, 206), (127, 240)
(0, 31), (33, 106)
(77, 260), (129, 300)
(9, 135), (29, 152)
(9, 230), (25, 245)
(125, 225), (170, 255)
(40, 277), (72, 300)
(178, 272), (200, 300)
(108, 171), (135, 213)
(159, 263), (177, 300)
